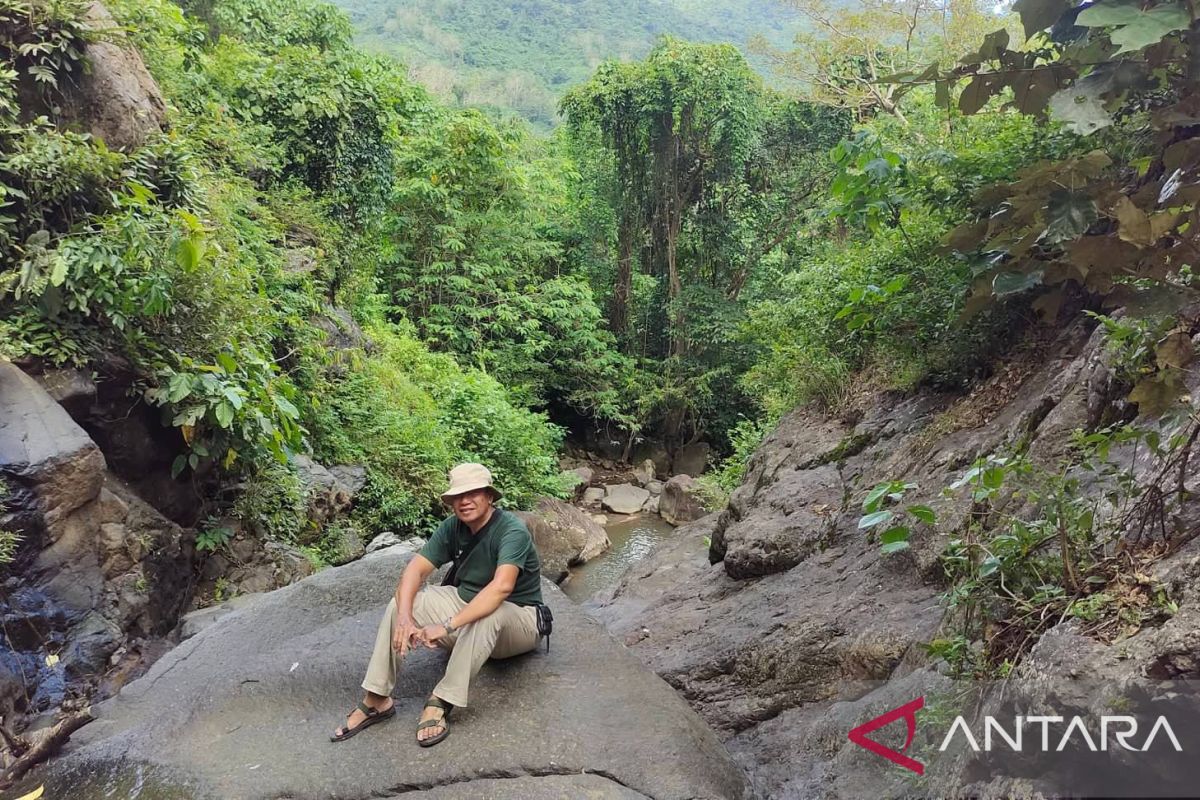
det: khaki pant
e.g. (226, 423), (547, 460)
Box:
(361, 585), (540, 707)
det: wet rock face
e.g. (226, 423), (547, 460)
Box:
(0, 363), (195, 722)
(18, 550), (749, 800)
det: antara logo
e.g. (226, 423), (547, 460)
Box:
(849, 696), (1184, 776)
(847, 697), (926, 775)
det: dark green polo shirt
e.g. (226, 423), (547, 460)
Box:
(418, 509), (543, 606)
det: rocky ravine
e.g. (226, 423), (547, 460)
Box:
(591, 314), (1200, 798)
(8, 548), (747, 800)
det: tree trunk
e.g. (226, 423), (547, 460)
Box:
(610, 217), (634, 341)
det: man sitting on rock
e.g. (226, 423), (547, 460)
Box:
(331, 463), (544, 747)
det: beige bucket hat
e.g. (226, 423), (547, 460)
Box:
(440, 462), (502, 503)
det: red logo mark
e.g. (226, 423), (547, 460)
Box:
(848, 696), (925, 775)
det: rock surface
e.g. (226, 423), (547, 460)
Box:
(590, 319), (1194, 798)
(602, 483), (650, 515)
(582, 487), (606, 505)
(60, 2), (168, 151)
(364, 531), (425, 555)
(516, 497), (610, 582)
(657, 475), (708, 528)
(1, 362), (195, 719)
(18, 550), (748, 800)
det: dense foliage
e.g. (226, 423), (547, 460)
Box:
(0, 0), (572, 556)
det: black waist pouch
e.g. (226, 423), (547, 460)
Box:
(535, 603), (553, 651)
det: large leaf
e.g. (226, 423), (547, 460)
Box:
(1076, 1), (1190, 53)
(1113, 195), (1152, 246)
(1014, 0), (1071, 39)
(1128, 372), (1184, 415)
(1156, 331), (1193, 369)
(959, 74), (1002, 115)
(1041, 189), (1098, 244)
(1048, 82), (1113, 134)
(963, 28), (1012, 64)
(993, 269), (1044, 295)
(1010, 67), (1066, 116)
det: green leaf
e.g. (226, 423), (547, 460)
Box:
(863, 483), (891, 512)
(881, 540), (911, 554)
(167, 373), (192, 403)
(993, 269), (1044, 295)
(214, 402), (234, 428)
(175, 236), (202, 272)
(934, 79), (951, 109)
(171, 454), (187, 478)
(909, 505), (937, 524)
(859, 510), (895, 529)
(1014, 0), (1071, 39)
(1076, 1), (1190, 53)
(880, 526), (910, 545)
(1049, 83), (1114, 135)
(979, 556), (1001, 578)
(216, 352), (238, 374)
(1042, 189), (1098, 244)
(274, 395), (300, 419)
(49, 251), (68, 286)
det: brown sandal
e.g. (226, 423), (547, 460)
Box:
(416, 696), (452, 747)
(330, 699), (394, 742)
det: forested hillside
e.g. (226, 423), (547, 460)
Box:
(4, 0), (1200, 789)
(334, 0), (802, 126)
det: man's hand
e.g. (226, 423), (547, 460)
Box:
(418, 624), (449, 648)
(392, 615), (421, 658)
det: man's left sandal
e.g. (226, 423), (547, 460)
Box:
(416, 696), (452, 748)
(330, 700), (395, 742)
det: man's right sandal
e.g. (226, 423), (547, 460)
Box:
(330, 699), (395, 742)
(416, 696), (452, 748)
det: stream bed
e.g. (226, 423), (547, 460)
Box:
(561, 513), (676, 603)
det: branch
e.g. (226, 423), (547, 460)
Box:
(0, 709), (93, 791)
(726, 182), (821, 300)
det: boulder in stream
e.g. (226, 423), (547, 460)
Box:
(516, 497), (610, 582)
(602, 483), (649, 515)
(17, 548), (748, 799)
(658, 475), (707, 527)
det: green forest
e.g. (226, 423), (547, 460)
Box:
(2, 0), (1199, 661)
(334, 0), (801, 127)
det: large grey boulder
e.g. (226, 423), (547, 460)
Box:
(516, 497), (610, 582)
(658, 475), (709, 528)
(18, 550), (748, 800)
(602, 483), (649, 515)
(0, 361), (106, 534)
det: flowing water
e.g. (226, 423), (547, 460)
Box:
(561, 513), (677, 602)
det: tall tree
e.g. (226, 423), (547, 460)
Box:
(561, 37), (762, 358)
(753, 0), (999, 121)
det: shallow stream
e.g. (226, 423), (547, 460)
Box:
(561, 513), (676, 602)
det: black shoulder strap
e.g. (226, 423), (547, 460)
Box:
(440, 512), (494, 587)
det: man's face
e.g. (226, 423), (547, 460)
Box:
(450, 489), (493, 526)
